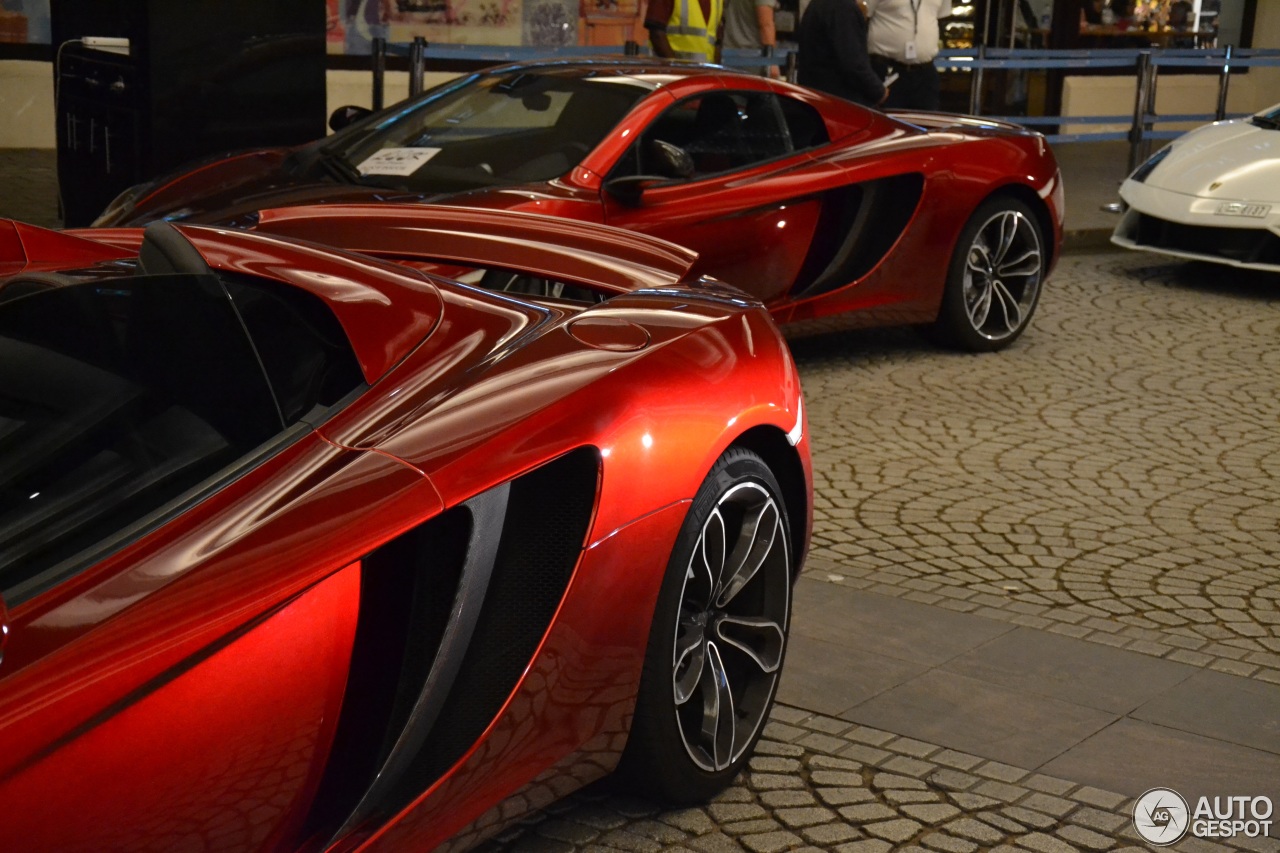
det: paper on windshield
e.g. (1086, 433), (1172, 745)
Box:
(357, 147), (442, 176)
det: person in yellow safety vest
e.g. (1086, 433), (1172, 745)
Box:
(645, 0), (725, 63)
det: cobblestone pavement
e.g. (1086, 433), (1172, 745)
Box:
(483, 252), (1280, 852)
(795, 252), (1280, 685)
(485, 705), (1273, 853)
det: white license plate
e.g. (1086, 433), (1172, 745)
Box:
(1214, 202), (1271, 218)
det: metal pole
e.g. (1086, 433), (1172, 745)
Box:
(785, 49), (798, 84)
(1144, 52), (1160, 164)
(1007, 0), (1017, 48)
(1215, 44), (1233, 120)
(761, 43), (775, 76)
(372, 37), (386, 111)
(1127, 51), (1151, 174)
(410, 37), (426, 97)
(980, 0), (993, 48)
(969, 44), (986, 116)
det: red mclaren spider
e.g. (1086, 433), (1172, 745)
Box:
(0, 208), (810, 851)
(93, 58), (1064, 352)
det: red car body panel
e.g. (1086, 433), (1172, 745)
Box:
(95, 60), (1064, 342)
(250, 204), (700, 294)
(0, 210), (810, 852)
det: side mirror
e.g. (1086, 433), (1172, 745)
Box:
(604, 140), (695, 206)
(329, 104), (373, 133)
(604, 175), (662, 207)
(650, 139), (695, 179)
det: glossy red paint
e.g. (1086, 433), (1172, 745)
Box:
(0, 566), (361, 852)
(252, 203), (699, 293)
(93, 59), (1061, 347)
(0, 208), (810, 852)
(0, 219), (134, 276)
(364, 502), (689, 853)
(187, 224), (449, 384)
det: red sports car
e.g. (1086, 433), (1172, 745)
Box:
(0, 208), (810, 851)
(94, 58), (1064, 352)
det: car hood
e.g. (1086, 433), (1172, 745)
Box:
(113, 153), (583, 227)
(117, 165), (441, 228)
(1144, 118), (1280, 199)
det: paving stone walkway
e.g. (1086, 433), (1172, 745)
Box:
(794, 251), (1280, 686)
(484, 705), (1272, 853)
(484, 252), (1280, 852)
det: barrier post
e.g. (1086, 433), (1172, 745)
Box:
(1127, 51), (1152, 173)
(1215, 44), (1233, 120)
(785, 49), (798, 83)
(372, 37), (386, 110)
(410, 36), (426, 97)
(969, 44), (986, 116)
(760, 42), (775, 76)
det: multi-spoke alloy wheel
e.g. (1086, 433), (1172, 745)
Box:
(618, 448), (793, 803)
(934, 197), (1047, 352)
(672, 481), (789, 772)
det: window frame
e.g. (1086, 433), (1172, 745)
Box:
(608, 89), (829, 187)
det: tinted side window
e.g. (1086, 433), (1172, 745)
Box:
(778, 95), (830, 150)
(624, 91), (795, 180)
(224, 276), (364, 425)
(0, 275), (282, 596)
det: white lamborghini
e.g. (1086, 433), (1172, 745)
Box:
(1112, 102), (1280, 271)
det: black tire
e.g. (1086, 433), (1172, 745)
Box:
(931, 195), (1047, 352)
(617, 447), (792, 804)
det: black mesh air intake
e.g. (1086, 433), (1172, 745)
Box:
(302, 506), (472, 838)
(1132, 212), (1280, 265)
(792, 173), (925, 298)
(385, 445), (599, 809)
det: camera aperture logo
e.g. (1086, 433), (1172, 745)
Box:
(1134, 788), (1189, 845)
(1134, 788), (1275, 845)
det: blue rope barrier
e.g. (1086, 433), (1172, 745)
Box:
(366, 40), (1268, 154)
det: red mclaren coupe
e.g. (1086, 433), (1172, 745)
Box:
(0, 208), (810, 851)
(94, 58), (1064, 352)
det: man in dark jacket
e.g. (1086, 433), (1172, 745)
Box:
(797, 0), (887, 107)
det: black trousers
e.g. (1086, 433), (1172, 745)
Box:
(869, 55), (941, 111)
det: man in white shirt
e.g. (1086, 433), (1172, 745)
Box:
(866, 0), (952, 110)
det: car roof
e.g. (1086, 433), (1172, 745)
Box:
(477, 57), (734, 91)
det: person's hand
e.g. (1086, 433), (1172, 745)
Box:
(768, 64), (781, 79)
(878, 86), (890, 105)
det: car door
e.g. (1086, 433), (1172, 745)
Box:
(0, 271), (385, 851)
(602, 89), (830, 305)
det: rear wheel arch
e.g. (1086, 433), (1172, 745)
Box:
(982, 182), (1058, 269)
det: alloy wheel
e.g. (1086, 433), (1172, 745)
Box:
(962, 209), (1044, 342)
(671, 482), (790, 772)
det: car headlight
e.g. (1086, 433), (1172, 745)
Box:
(1129, 145), (1172, 183)
(92, 182), (150, 226)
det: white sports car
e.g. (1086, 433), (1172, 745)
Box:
(1112, 102), (1280, 271)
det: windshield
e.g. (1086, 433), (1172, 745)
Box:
(321, 71), (650, 194)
